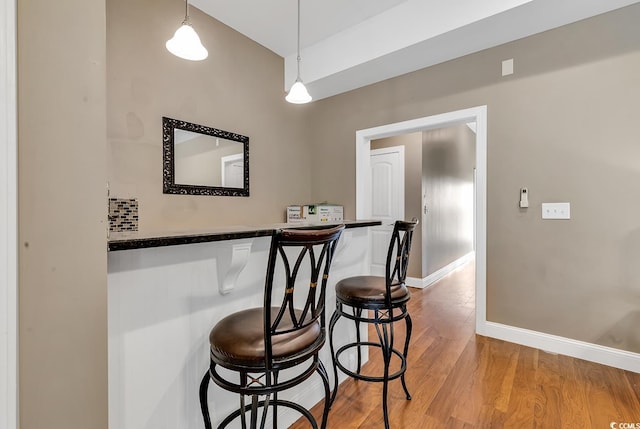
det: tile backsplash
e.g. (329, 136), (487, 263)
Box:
(109, 198), (139, 232)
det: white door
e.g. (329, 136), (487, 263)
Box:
(221, 154), (244, 188)
(370, 146), (404, 276)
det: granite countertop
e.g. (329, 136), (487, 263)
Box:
(108, 220), (381, 251)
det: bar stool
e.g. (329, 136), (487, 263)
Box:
(199, 224), (344, 429)
(328, 219), (418, 429)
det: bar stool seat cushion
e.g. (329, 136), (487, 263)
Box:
(335, 276), (409, 306)
(209, 307), (321, 368)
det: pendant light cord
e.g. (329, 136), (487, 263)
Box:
(184, 0), (190, 24)
(285, 0), (311, 102)
(296, 0), (301, 80)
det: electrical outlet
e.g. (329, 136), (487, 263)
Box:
(542, 202), (570, 219)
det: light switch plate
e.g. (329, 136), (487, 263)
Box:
(542, 202), (570, 219)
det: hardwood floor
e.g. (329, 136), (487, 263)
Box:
(291, 261), (640, 428)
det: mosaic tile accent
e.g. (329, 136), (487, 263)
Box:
(109, 198), (139, 232)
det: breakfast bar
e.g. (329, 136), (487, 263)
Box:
(107, 221), (379, 429)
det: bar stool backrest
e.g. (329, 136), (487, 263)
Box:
(385, 219), (419, 306)
(263, 224), (344, 367)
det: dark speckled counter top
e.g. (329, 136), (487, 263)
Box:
(107, 220), (381, 251)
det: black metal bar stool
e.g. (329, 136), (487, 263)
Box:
(328, 219), (418, 429)
(199, 224), (344, 429)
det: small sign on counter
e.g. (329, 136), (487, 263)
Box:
(287, 204), (344, 224)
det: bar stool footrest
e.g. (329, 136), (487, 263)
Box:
(218, 398), (319, 429)
(334, 341), (407, 383)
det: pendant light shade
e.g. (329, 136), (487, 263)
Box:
(286, 79), (312, 104)
(166, 0), (208, 61)
(286, 0), (312, 104)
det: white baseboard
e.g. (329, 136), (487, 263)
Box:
(483, 321), (640, 373)
(406, 252), (474, 289)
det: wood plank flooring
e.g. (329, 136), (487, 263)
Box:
(291, 261), (640, 428)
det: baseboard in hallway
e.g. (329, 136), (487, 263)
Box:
(406, 251), (474, 289)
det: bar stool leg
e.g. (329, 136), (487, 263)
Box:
(249, 394), (259, 429)
(374, 313), (393, 429)
(328, 307), (342, 406)
(401, 312), (412, 400)
(260, 393), (270, 429)
(272, 371), (278, 429)
(317, 359), (331, 429)
(240, 372), (249, 429)
(354, 307), (363, 374)
(199, 370), (213, 429)
(382, 348), (391, 429)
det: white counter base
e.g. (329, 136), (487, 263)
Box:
(108, 227), (371, 429)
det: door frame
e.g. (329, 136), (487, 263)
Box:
(1, 0), (18, 428)
(356, 105), (488, 335)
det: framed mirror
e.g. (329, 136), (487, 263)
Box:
(163, 117), (249, 196)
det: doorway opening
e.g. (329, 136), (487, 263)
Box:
(355, 106), (488, 335)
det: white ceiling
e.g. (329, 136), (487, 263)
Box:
(191, 0), (640, 101)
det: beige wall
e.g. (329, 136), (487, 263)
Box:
(107, 0), (312, 231)
(18, 1), (108, 428)
(371, 133), (423, 278)
(308, 5), (640, 353)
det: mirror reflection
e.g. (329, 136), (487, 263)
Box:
(163, 117), (249, 196)
(174, 129), (244, 188)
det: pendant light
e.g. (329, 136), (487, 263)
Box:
(285, 0), (312, 104)
(166, 0), (208, 61)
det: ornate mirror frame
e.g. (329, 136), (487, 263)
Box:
(162, 117), (250, 196)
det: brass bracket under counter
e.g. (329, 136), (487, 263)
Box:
(217, 241), (253, 295)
